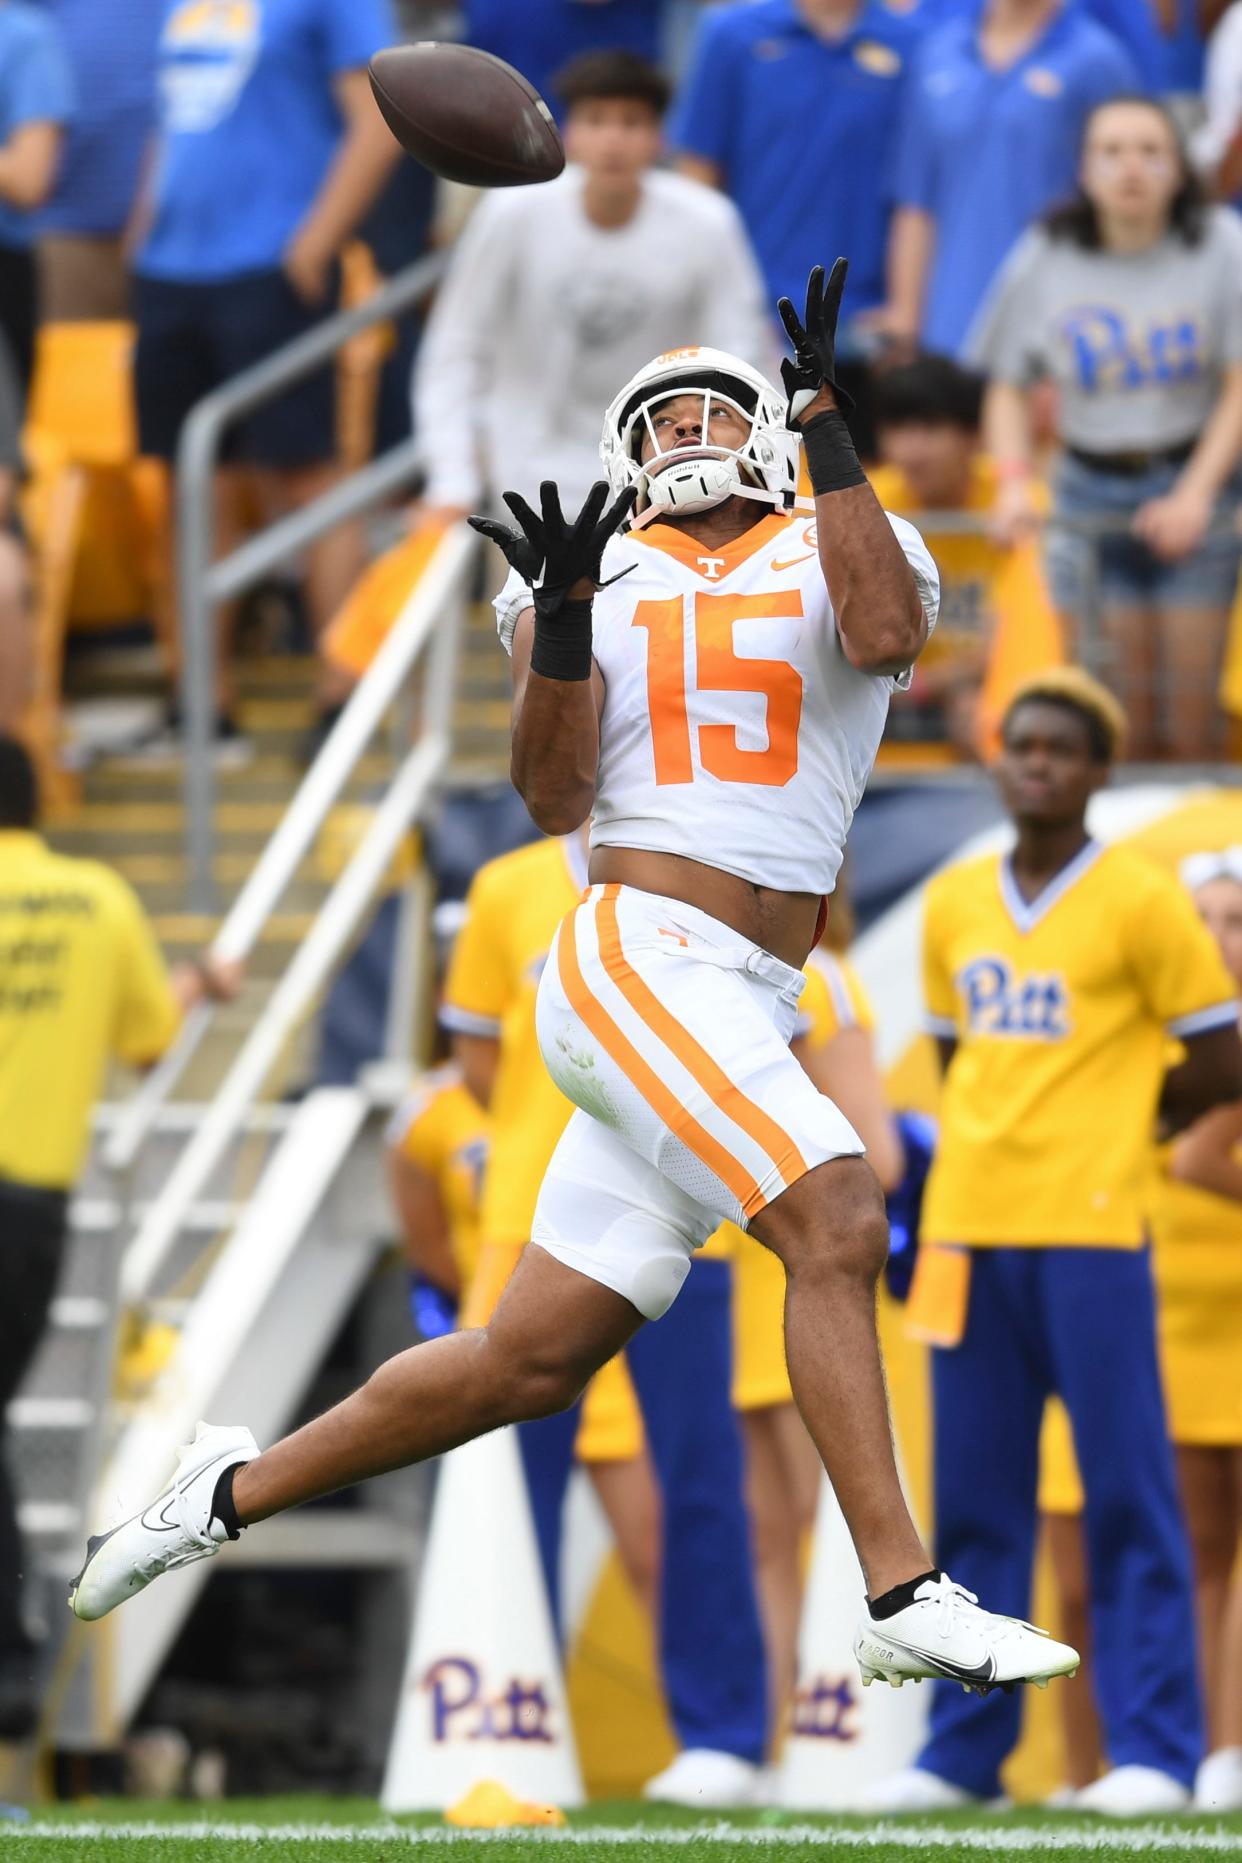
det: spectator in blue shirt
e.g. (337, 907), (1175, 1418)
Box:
(33, 0), (163, 322)
(464, 0), (663, 121)
(131, 0), (399, 759)
(0, 0), (72, 394)
(669, 0), (932, 345)
(884, 0), (1138, 358)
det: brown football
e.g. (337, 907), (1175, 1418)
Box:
(369, 43), (565, 188)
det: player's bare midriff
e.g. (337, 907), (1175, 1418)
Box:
(589, 845), (821, 969)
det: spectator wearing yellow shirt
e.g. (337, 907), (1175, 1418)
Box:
(386, 1060), (490, 1338)
(1155, 848), (1242, 1811)
(869, 671), (1242, 1818)
(0, 735), (236, 1735)
(871, 356), (1062, 759)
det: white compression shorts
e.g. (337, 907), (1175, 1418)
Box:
(531, 883), (864, 1320)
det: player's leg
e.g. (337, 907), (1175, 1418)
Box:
(578, 1355), (661, 1623)
(1043, 1510), (1103, 1791)
(750, 1158), (927, 1598)
(882, 1248), (1047, 1805)
(237, 1243), (640, 1518)
(585, 1451), (662, 1624)
(1052, 1247), (1201, 1805)
(1204, 1449), (1242, 1806)
(1176, 1444), (1235, 1750)
(740, 1402), (819, 1743)
(70, 1238), (644, 1621)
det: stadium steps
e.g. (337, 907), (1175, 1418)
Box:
(12, 596), (502, 1747)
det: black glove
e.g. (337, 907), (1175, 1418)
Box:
(469, 480), (635, 682)
(777, 258), (855, 424)
(469, 480), (635, 620)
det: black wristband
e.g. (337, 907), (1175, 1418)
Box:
(530, 596), (593, 682)
(800, 408), (866, 496)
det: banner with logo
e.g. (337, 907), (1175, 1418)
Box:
(381, 1427), (584, 1811)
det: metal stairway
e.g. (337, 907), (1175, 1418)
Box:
(4, 525), (481, 1764)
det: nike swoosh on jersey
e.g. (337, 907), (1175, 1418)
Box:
(771, 551), (818, 571)
(881, 1639), (997, 1685)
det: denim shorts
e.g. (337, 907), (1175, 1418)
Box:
(133, 266), (342, 468)
(1044, 451), (1242, 614)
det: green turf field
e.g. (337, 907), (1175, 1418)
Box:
(6, 1801), (1242, 1863)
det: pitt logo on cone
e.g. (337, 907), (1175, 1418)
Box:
(421, 1657), (558, 1744)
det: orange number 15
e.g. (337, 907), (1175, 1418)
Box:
(632, 592), (804, 788)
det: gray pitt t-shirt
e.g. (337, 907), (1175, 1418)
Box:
(968, 207), (1242, 451)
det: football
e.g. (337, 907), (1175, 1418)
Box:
(368, 42), (566, 189)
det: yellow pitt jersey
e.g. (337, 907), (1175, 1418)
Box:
(442, 835), (587, 1246)
(0, 831), (180, 1188)
(921, 840), (1238, 1246)
(796, 947), (875, 1046)
(387, 1062), (490, 1285)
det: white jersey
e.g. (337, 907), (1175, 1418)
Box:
(495, 509), (939, 895)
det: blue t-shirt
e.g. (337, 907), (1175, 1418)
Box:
(138, 0), (391, 282)
(1156, 0), (1206, 92)
(33, 0), (162, 237)
(668, 0), (936, 330)
(895, 5), (1137, 355)
(464, 0), (662, 122)
(0, 1), (73, 249)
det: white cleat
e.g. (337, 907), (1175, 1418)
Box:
(69, 1423), (258, 1622)
(853, 1573), (1079, 1694)
(855, 1767), (983, 1813)
(1075, 1765), (1191, 1816)
(641, 1749), (761, 1809)
(1195, 1747), (1242, 1812)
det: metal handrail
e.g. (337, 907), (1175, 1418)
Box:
(176, 251), (447, 913)
(105, 521), (477, 1179)
(120, 524), (476, 1306)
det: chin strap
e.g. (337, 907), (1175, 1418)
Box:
(641, 453), (785, 522)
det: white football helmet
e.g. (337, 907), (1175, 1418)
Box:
(600, 347), (798, 522)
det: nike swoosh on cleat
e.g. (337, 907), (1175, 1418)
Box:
(882, 1641), (997, 1686)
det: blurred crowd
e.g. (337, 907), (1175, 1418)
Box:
(5, 0), (1242, 768)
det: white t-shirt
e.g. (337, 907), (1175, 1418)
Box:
(414, 165), (775, 514)
(1193, 2), (1242, 174)
(494, 510), (939, 896)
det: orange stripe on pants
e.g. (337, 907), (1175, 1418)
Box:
(596, 887), (808, 1201)
(555, 908), (763, 1217)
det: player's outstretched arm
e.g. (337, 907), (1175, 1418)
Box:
(779, 261), (927, 677)
(471, 481), (634, 834)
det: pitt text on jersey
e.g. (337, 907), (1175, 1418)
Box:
(958, 957), (1072, 1040)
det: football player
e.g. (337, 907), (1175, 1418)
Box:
(70, 262), (1079, 1697)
